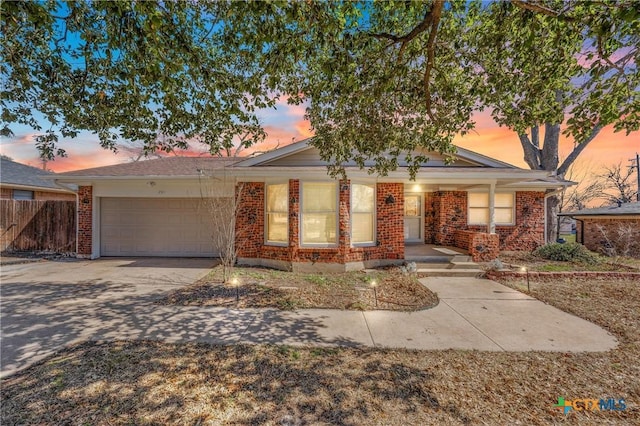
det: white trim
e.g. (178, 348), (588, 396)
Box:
(234, 138), (314, 167)
(299, 180), (340, 248)
(403, 192), (424, 243)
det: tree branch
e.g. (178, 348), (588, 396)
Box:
(368, 0), (443, 120)
(423, 0), (443, 121)
(557, 125), (603, 177)
(511, 0), (575, 20)
(531, 125), (540, 148)
(597, 34), (625, 73)
(518, 133), (541, 169)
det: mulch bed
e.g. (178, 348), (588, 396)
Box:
(157, 266), (438, 311)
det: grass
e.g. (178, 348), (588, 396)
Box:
(496, 250), (640, 272)
(157, 265), (438, 311)
(2, 277), (639, 424)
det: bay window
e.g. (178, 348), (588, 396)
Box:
(351, 183), (375, 245)
(266, 183), (288, 244)
(301, 182), (337, 245)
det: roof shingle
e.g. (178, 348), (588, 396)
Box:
(57, 157), (240, 177)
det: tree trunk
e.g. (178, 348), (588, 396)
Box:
(546, 193), (560, 243)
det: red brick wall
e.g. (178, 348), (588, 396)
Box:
(77, 186), (93, 256)
(424, 192), (436, 243)
(433, 191), (467, 246)
(236, 180), (404, 265)
(1, 188), (12, 199)
(235, 182), (265, 259)
(580, 217), (640, 258)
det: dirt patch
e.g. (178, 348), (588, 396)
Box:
(157, 266), (438, 311)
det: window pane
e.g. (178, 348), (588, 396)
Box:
(13, 190), (34, 200)
(405, 195), (421, 216)
(267, 213), (288, 242)
(302, 182), (337, 212)
(302, 213), (337, 244)
(352, 213), (374, 243)
(495, 193), (514, 208)
(267, 183), (288, 212)
(468, 193), (488, 208)
(469, 208), (488, 224)
(352, 184), (374, 213)
(495, 208), (513, 224)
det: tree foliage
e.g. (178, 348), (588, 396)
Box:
(1, 1), (638, 177)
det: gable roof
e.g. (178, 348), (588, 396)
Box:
(235, 138), (518, 169)
(57, 157), (240, 178)
(559, 202), (640, 217)
(0, 158), (72, 192)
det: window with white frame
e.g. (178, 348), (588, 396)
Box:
(301, 182), (337, 245)
(265, 183), (288, 244)
(468, 193), (514, 225)
(351, 183), (375, 245)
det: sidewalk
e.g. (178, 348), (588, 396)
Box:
(1, 261), (618, 378)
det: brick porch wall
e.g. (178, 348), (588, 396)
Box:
(235, 180), (404, 266)
(77, 186), (93, 256)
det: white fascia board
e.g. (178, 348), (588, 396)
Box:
(233, 138), (314, 167)
(453, 147), (518, 168)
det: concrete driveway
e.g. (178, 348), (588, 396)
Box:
(1, 259), (618, 378)
(1, 258), (216, 378)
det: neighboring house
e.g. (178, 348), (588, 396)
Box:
(560, 202), (640, 258)
(55, 139), (569, 269)
(0, 158), (76, 201)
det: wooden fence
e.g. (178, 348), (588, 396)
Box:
(0, 200), (76, 253)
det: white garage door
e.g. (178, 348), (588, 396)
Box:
(100, 198), (220, 257)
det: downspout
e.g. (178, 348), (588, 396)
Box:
(544, 188), (565, 244)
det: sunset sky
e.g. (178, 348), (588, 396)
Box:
(1, 97), (638, 175)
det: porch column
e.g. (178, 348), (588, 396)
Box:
(488, 182), (496, 234)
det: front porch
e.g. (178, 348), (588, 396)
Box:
(403, 243), (483, 277)
(404, 243), (470, 263)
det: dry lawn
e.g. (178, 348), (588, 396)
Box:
(2, 277), (639, 425)
(158, 266), (438, 311)
(496, 250), (640, 272)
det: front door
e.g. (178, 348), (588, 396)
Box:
(404, 194), (422, 242)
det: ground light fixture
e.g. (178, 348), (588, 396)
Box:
(230, 277), (240, 302)
(520, 266), (530, 292)
(370, 279), (378, 307)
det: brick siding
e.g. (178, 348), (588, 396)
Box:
(579, 217), (640, 258)
(77, 186), (93, 256)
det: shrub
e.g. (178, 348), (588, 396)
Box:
(534, 243), (600, 264)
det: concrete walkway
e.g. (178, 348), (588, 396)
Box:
(1, 259), (617, 378)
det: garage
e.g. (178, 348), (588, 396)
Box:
(100, 198), (219, 257)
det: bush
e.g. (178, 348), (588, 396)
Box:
(534, 243), (601, 264)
